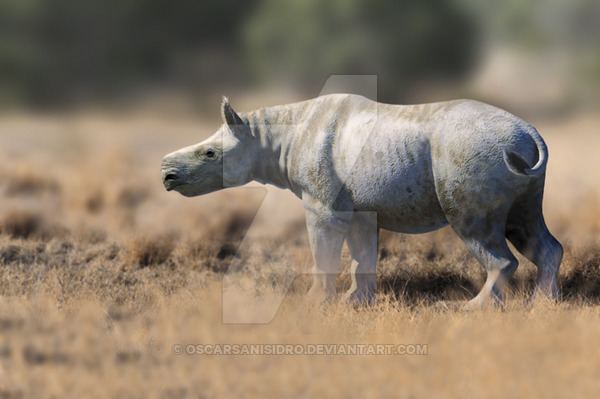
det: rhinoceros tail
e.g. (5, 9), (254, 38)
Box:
(503, 127), (548, 177)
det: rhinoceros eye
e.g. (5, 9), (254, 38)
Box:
(205, 149), (216, 158)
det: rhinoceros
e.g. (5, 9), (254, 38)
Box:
(161, 94), (563, 308)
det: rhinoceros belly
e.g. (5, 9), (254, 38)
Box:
(342, 141), (448, 233)
(351, 175), (448, 233)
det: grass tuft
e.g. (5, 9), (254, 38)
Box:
(126, 234), (175, 267)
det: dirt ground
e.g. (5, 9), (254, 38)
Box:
(0, 109), (599, 398)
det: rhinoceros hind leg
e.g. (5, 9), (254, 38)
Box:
(506, 194), (563, 299)
(460, 235), (518, 310)
(445, 207), (519, 309)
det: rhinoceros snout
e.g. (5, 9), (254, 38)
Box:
(162, 171), (180, 191)
(161, 154), (184, 191)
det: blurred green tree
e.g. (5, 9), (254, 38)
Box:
(244, 0), (479, 101)
(0, 0), (256, 106)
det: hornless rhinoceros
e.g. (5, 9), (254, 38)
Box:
(161, 94), (563, 309)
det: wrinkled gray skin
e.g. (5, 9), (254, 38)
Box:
(162, 94), (563, 308)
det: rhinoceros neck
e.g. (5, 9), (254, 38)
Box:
(244, 102), (308, 194)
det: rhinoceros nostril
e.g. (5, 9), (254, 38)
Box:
(164, 173), (178, 182)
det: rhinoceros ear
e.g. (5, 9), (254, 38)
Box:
(221, 96), (252, 138)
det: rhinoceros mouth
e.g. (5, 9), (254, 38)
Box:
(163, 180), (185, 191)
(167, 182), (191, 192)
(165, 183), (181, 192)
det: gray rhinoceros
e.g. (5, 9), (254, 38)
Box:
(161, 94), (562, 308)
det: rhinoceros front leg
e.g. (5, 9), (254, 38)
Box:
(344, 213), (378, 305)
(304, 202), (349, 303)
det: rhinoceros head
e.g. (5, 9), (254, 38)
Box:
(161, 97), (257, 197)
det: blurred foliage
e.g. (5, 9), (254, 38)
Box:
(463, 0), (600, 101)
(245, 0), (478, 101)
(463, 0), (600, 50)
(0, 0), (257, 105)
(0, 0), (599, 107)
(0, 0), (478, 106)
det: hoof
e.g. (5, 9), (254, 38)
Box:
(461, 299), (484, 312)
(531, 284), (560, 303)
(461, 296), (504, 312)
(526, 289), (560, 307)
(432, 301), (463, 312)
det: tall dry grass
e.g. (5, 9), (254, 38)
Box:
(0, 111), (598, 398)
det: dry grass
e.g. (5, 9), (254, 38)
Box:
(0, 210), (66, 240)
(0, 111), (599, 398)
(0, 167), (61, 197)
(126, 234), (176, 268)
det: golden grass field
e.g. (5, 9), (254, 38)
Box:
(0, 109), (599, 398)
